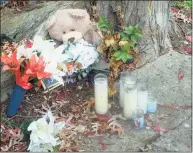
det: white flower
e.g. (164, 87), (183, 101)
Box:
(66, 39), (99, 69)
(32, 35), (56, 53)
(16, 45), (36, 60)
(28, 141), (55, 152)
(27, 111), (65, 152)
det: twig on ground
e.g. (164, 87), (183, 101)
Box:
(7, 115), (41, 121)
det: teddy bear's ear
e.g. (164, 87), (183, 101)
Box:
(68, 9), (89, 20)
(45, 15), (57, 30)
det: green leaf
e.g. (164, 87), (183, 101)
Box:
(98, 23), (108, 28)
(135, 32), (142, 38)
(126, 53), (133, 59)
(122, 43), (132, 51)
(124, 26), (133, 34)
(135, 24), (139, 29)
(113, 51), (121, 57)
(115, 55), (122, 61)
(131, 36), (137, 44)
(122, 56), (127, 63)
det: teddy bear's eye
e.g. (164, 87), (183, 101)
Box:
(63, 31), (66, 34)
(70, 29), (75, 31)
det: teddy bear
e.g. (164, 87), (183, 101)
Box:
(45, 8), (109, 82)
(45, 9), (102, 47)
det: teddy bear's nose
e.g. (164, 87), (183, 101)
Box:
(68, 37), (75, 43)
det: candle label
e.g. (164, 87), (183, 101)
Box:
(132, 117), (144, 129)
(147, 102), (157, 113)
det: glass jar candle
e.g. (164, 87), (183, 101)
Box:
(94, 73), (108, 114)
(132, 109), (144, 129)
(123, 76), (137, 119)
(147, 92), (157, 113)
(119, 71), (130, 108)
(137, 79), (148, 114)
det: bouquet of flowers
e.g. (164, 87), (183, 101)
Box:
(1, 35), (99, 117)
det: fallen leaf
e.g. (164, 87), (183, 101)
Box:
(84, 131), (98, 136)
(178, 71), (184, 80)
(0, 145), (9, 152)
(74, 124), (87, 133)
(185, 36), (192, 42)
(108, 119), (124, 135)
(91, 122), (101, 134)
(95, 114), (110, 122)
(186, 144), (190, 148)
(99, 137), (107, 150)
(152, 126), (168, 132)
(100, 142), (107, 150)
(184, 46), (192, 55)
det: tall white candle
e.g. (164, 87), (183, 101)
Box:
(119, 80), (124, 107)
(137, 91), (148, 114)
(119, 71), (130, 108)
(94, 74), (108, 114)
(123, 78), (137, 119)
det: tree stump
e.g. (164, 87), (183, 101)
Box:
(96, 1), (178, 67)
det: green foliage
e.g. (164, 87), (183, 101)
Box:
(53, 145), (60, 152)
(119, 24), (142, 44)
(96, 16), (111, 32)
(20, 118), (36, 144)
(97, 16), (142, 63)
(177, 0), (192, 7)
(113, 42), (133, 63)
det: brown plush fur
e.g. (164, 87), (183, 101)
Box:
(46, 9), (101, 46)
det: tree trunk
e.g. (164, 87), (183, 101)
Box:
(96, 1), (177, 67)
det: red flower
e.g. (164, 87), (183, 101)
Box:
(25, 54), (52, 80)
(15, 70), (33, 90)
(1, 51), (24, 71)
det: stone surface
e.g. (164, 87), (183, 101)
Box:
(1, 1), (81, 41)
(1, 71), (15, 102)
(130, 51), (192, 106)
(152, 118), (191, 152)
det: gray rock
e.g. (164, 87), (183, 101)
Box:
(1, 1), (84, 41)
(130, 51), (191, 105)
(152, 118), (191, 152)
(1, 71), (15, 102)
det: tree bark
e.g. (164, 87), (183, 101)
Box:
(96, 1), (176, 67)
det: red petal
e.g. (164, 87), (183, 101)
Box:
(178, 71), (184, 80)
(25, 40), (33, 48)
(184, 46), (192, 55)
(29, 54), (37, 70)
(2, 65), (11, 71)
(19, 58), (25, 63)
(36, 80), (42, 87)
(185, 36), (192, 42)
(101, 143), (107, 150)
(1, 52), (9, 64)
(22, 83), (33, 90)
(26, 69), (34, 75)
(152, 126), (168, 132)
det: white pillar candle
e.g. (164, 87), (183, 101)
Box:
(123, 78), (138, 119)
(137, 91), (148, 114)
(119, 71), (130, 108)
(137, 80), (148, 114)
(94, 73), (108, 114)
